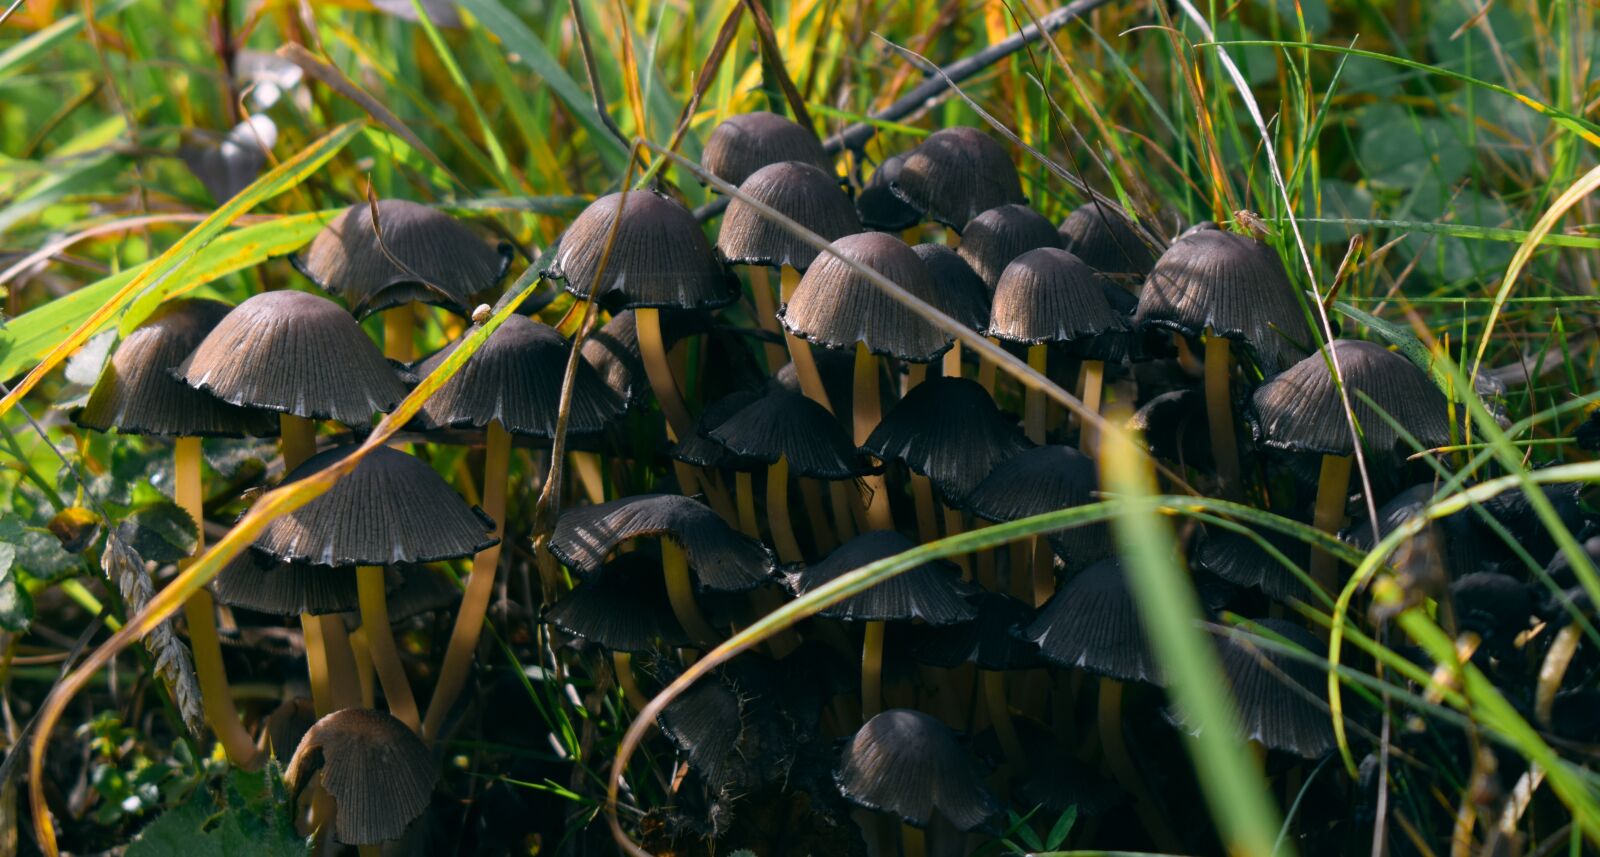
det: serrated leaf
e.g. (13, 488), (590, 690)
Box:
(126, 767), (307, 857)
(15, 526), (79, 580)
(119, 502), (199, 565)
(0, 543), (31, 631)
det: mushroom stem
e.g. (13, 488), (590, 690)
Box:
(1024, 344), (1048, 444)
(173, 437), (263, 769)
(347, 627), (376, 708)
(425, 420), (511, 741)
(798, 477), (836, 554)
(941, 340), (962, 379)
(943, 227), (960, 250)
(301, 615), (332, 718)
(1203, 334), (1243, 496)
(1099, 678), (1183, 852)
(853, 343), (894, 532)
(861, 620), (886, 719)
(1030, 535), (1054, 607)
(357, 565), (420, 732)
(734, 471), (761, 540)
(635, 306), (697, 442)
(1310, 453), (1352, 596)
(1078, 359), (1105, 454)
(662, 540), (719, 645)
(767, 457), (803, 564)
(942, 507), (971, 578)
(828, 481), (860, 542)
(320, 618), (362, 712)
(279, 414), (317, 472)
(900, 228), (919, 246)
(382, 305), (415, 363)
(1536, 623), (1583, 727)
(569, 451), (606, 505)
(357, 845), (382, 857)
(781, 265), (835, 413)
(900, 823), (927, 857)
(910, 475), (940, 546)
(613, 651), (647, 713)
(747, 266), (788, 371)
(983, 669), (1026, 771)
(978, 343), (998, 396)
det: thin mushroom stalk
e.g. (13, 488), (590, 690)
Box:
(781, 265), (833, 412)
(1203, 333), (1243, 497)
(747, 266), (789, 371)
(1077, 359), (1104, 454)
(1098, 678), (1182, 851)
(661, 540), (719, 645)
(280, 412), (346, 718)
(382, 305), (415, 362)
(853, 344), (894, 531)
(1023, 344), (1049, 444)
(613, 651), (647, 713)
(798, 477), (837, 554)
(1309, 453), (1352, 595)
(633, 306), (736, 522)
(983, 669), (1025, 770)
(862, 620), (887, 719)
(766, 456), (804, 564)
(356, 565), (420, 732)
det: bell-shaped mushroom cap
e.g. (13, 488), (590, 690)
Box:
(963, 445), (1110, 568)
(779, 231), (952, 362)
(211, 548), (367, 616)
(1134, 228), (1314, 373)
(709, 385), (868, 479)
(1251, 340), (1452, 458)
(834, 708), (1001, 831)
(911, 244), (990, 332)
(784, 530), (976, 624)
(549, 191), (736, 310)
(717, 161), (860, 270)
(545, 552), (691, 652)
(1193, 528), (1313, 604)
(775, 344), (854, 418)
(1058, 202), (1157, 279)
(262, 698), (315, 760)
(180, 115), (276, 204)
(862, 377), (1030, 504)
(291, 199), (507, 316)
(181, 290), (407, 425)
(1019, 558), (1160, 684)
(547, 494), (775, 592)
(257, 445), (497, 567)
(670, 389), (765, 469)
(286, 708), (437, 845)
(909, 592), (1036, 670)
(988, 247), (1130, 353)
(956, 204), (1061, 291)
(580, 308), (711, 406)
(701, 111), (831, 188)
(1129, 388), (1210, 467)
(890, 127), (1025, 232)
(1209, 619), (1336, 758)
(77, 298), (278, 438)
(656, 678), (742, 784)
(857, 153), (920, 232)
(413, 315), (623, 437)
(1451, 572), (1534, 644)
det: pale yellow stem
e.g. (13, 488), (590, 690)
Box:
(348, 627), (376, 709)
(781, 266), (834, 414)
(1078, 359), (1105, 455)
(1100, 678), (1184, 851)
(320, 616), (362, 712)
(279, 414), (317, 472)
(943, 506), (971, 578)
(1310, 453), (1352, 596)
(382, 305), (415, 363)
(862, 620), (886, 719)
(1537, 623), (1583, 727)
(357, 565), (419, 732)
(636, 306), (696, 442)
(1204, 334), (1243, 496)
(829, 481), (860, 541)
(301, 615), (331, 718)
(978, 337), (1001, 395)
(748, 266), (788, 371)
(1024, 344), (1048, 444)
(735, 471), (761, 540)
(1030, 534), (1055, 608)
(569, 451), (606, 505)
(902, 824), (927, 857)
(613, 651), (647, 713)
(798, 477), (836, 554)
(984, 670), (1026, 770)
(942, 340), (963, 379)
(663, 541), (719, 645)
(854, 343), (894, 531)
(910, 475), (940, 545)
(767, 458), (803, 564)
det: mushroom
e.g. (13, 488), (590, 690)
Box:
(857, 152), (921, 237)
(964, 445), (1110, 604)
(700, 111), (832, 188)
(908, 592), (1036, 769)
(1175, 619), (1336, 759)
(1057, 201), (1158, 282)
(580, 307), (711, 408)
(889, 126), (1025, 238)
(910, 243), (990, 381)
(179, 115), (277, 204)
(1192, 527), (1314, 605)
(286, 708), (437, 852)
(544, 552), (691, 711)
(861, 376), (1030, 507)
(75, 298), (276, 767)
(956, 203), (1062, 293)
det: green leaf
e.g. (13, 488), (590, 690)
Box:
(126, 763), (307, 857)
(0, 542), (31, 631)
(1044, 806), (1077, 850)
(0, 0), (139, 80)
(119, 502), (199, 565)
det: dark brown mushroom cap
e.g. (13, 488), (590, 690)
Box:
(779, 231), (953, 362)
(548, 190), (736, 310)
(963, 445), (1110, 569)
(1128, 388), (1210, 468)
(890, 126), (1025, 231)
(547, 494), (775, 592)
(708, 385), (869, 479)
(956, 204), (1062, 291)
(669, 389), (765, 469)
(290, 199), (508, 316)
(544, 552), (691, 652)
(1249, 339), (1452, 457)
(210, 548), (372, 616)
(656, 677), (743, 787)
(834, 708), (1001, 831)
(909, 592), (1036, 670)
(181, 290), (407, 425)
(262, 697), (315, 761)
(988, 247), (1130, 353)
(1058, 202), (1158, 279)
(774, 343), (854, 423)
(412, 315), (623, 437)
(1451, 572), (1535, 645)
(76, 298), (278, 438)
(911, 244), (990, 332)
(784, 530), (976, 624)
(861, 376), (1030, 504)
(701, 111), (831, 188)
(857, 153), (920, 232)
(717, 161), (860, 270)
(1134, 228), (1314, 373)
(1019, 557), (1161, 684)
(256, 445), (497, 567)
(285, 708), (437, 845)
(381, 567), (462, 623)
(1209, 619), (1336, 758)
(1193, 528), (1313, 604)
(580, 308), (711, 406)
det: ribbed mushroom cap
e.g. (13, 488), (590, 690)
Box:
(76, 299), (278, 438)
(547, 494), (775, 592)
(1058, 202), (1157, 279)
(988, 247), (1129, 356)
(1019, 558), (1160, 684)
(834, 708), (1001, 831)
(857, 154), (920, 232)
(708, 385), (868, 479)
(262, 697), (315, 760)
(211, 548), (368, 616)
(911, 244), (990, 332)
(1134, 228), (1313, 373)
(657, 677), (743, 788)
(956, 204), (1062, 291)
(544, 552), (690, 652)
(861, 377), (1030, 504)
(1193, 528), (1313, 604)
(286, 708), (437, 845)
(179, 115), (276, 204)
(890, 127), (1025, 231)
(909, 592), (1036, 670)
(779, 231), (952, 362)
(413, 315), (623, 437)
(549, 190), (736, 310)
(784, 530), (976, 624)
(1251, 340), (1452, 457)
(1209, 620), (1336, 758)
(717, 161), (860, 270)
(670, 389), (765, 469)
(257, 445), (496, 567)
(291, 199), (507, 316)
(181, 290), (407, 425)
(1129, 388), (1210, 468)
(580, 308), (711, 406)
(963, 445), (1110, 568)
(701, 111), (831, 188)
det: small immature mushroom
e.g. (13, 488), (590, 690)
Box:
(890, 126), (1026, 235)
(786, 530), (976, 718)
(862, 376), (1031, 506)
(1135, 228), (1314, 495)
(544, 552), (690, 711)
(908, 592), (1036, 769)
(857, 153), (921, 236)
(1057, 201), (1158, 281)
(1199, 620), (1337, 759)
(1252, 340), (1451, 593)
(286, 708), (438, 851)
(956, 203), (1062, 292)
(965, 445), (1110, 604)
(701, 111), (832, 188)
(1450, 572), (1535, 660)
